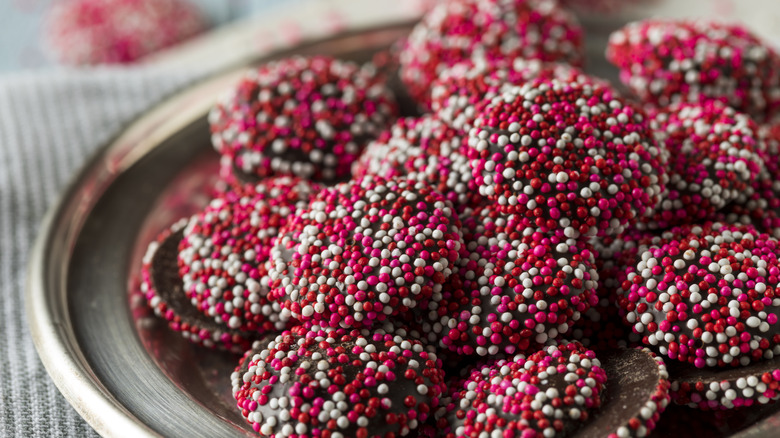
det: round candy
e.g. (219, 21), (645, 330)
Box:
(468, 78), (667, 238)
(439, 205), (599, 356)
(576, 347), (670, 438)
(431, 58), (607, 135)
(178, 177), (319, 332)
(141, 221), (255, 353)
(209, 56), (398, 182)
(440, 341), (607, 438)
(618, 222), (780, 368)
(352, 114), (480, 212)
(640, 101), (763, 230)
(268, 176), (463, 329)
(606, 19), (780, 121)
(231, 325), (446, 437)
(399, 0), (584, 104)
(44, 0), (206, 65)
(668, 357), (780, 410)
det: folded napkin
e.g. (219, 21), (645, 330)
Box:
(0, 66), (210, 437)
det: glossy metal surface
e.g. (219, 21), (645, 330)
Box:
(26, 14), (780, 438)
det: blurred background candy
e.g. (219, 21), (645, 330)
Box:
(43, 0), (208, 65)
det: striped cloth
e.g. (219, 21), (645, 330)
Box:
(0, 66), (209, 437)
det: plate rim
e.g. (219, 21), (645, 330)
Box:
(24, 17), (418, 438)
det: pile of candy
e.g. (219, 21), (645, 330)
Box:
(138, 0), (780, 436)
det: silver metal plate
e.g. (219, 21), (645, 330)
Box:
(26, 16), (780, 438)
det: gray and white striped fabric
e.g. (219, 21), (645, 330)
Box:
(0, 66), (209, 437)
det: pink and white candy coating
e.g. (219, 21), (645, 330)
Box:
(437, 203), (598, 356)
(467, 78), (667, 238)
(726, 121), (780, 238)
(606, 19), (780, 122)
(618, 222), (780, 369)
(353, 114), (480, 212)
(178, 177), (319, 333)
(431, 58), (607, 135)
(671, 366), (780, 410)
(141, 220), (254, 353)
(567, 228), (659, 352)
(399, 0), (584, 104)
(231, 325), (446, 437)
(639, 100), (763, 230)
(268, 176), (463, 329)
(209, 56), (397, 182)
(440, 341), (607, 438)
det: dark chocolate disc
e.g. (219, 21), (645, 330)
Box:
(141, 223), (256, 353)
(441, 341), (607, 438)
(178, 177), (318, 333)
(234, 336), (275, 377)
(439, 225), (599, 357)
(268, 176), (463, 329)
(618, 222), (780, 369)
(231, 325), (446, 437)
(606, 19), (780, 122)
(578, 347), (670, 438)
(638, 101), (763, 230)
(430, 58), (607, 136)
(467, 78), (667, 238)
(352, 114), (480, 213)
(209, 55), (397, 183)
